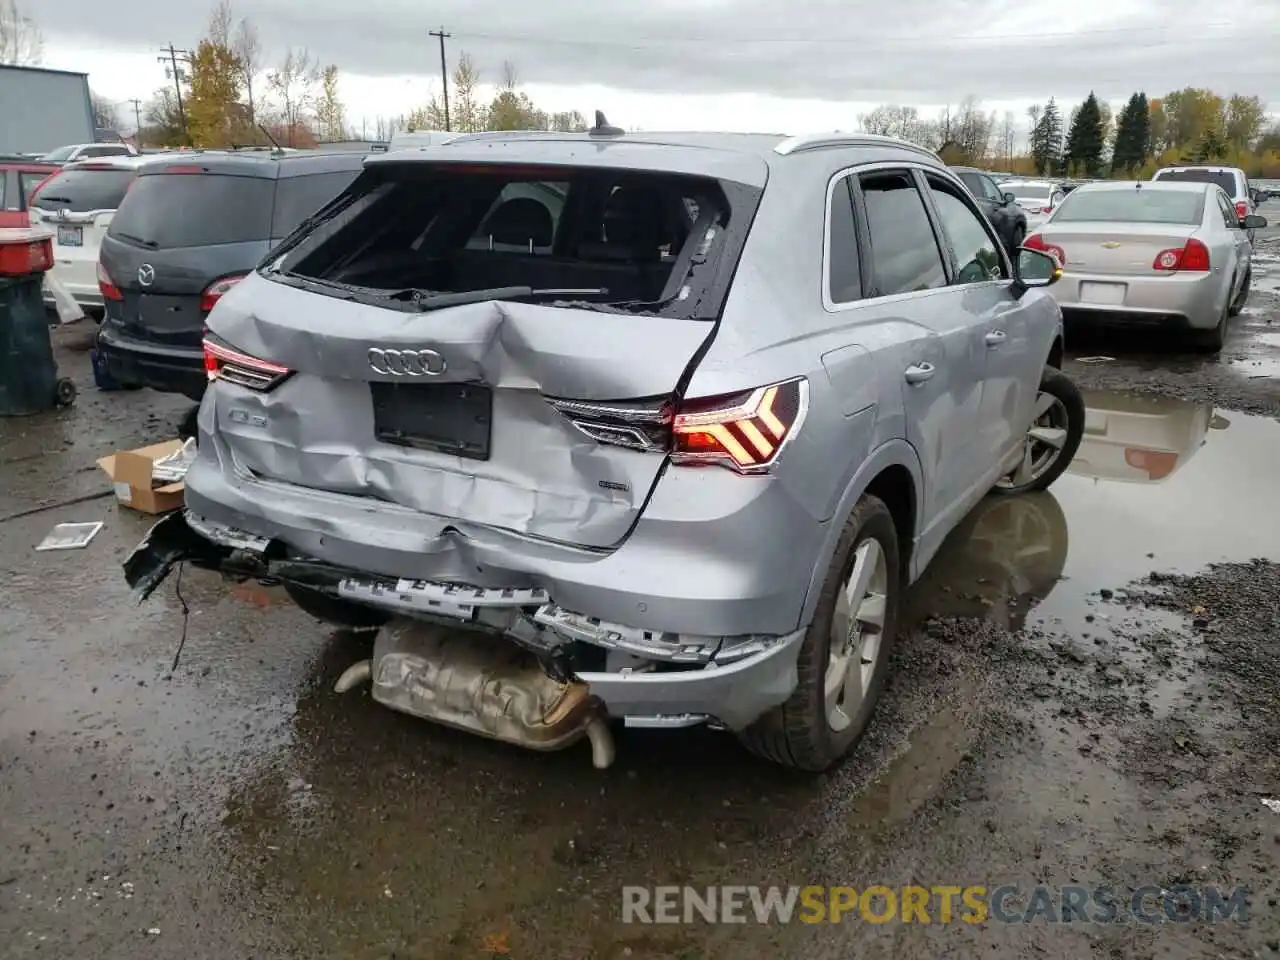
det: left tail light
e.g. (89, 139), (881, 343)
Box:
(97, 261), (123, 301)
(203, 333), (292, 391)
(200, 274), (246, 313)
(546, 378), (809, 475)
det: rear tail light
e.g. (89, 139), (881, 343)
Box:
(203, 333), (292, 391)
(1152, 239), (1210, 272)
(1023, 233), (1066, 266)
(1234, 201), (1249, 219)
(546, 378), (809, 474)
(200, 274), (246, 312)
(1124, 448), (1179, 482)
(97, 261), (123, 301)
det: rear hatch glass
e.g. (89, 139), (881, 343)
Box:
(30, 166), (134, 213)
(108, 172), (275, 248)
(1153, 169), (1237, 196)
(214, 161), (761, 548)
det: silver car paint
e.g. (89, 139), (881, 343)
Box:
(188, 133), (1063, 726)
(1037, 181), (1252, 330)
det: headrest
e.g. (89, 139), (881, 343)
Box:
(485, 198), (553, 248)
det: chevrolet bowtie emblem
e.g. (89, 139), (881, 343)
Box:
(1101, 241), (1121, 248)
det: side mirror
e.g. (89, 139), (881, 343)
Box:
(1241, 214), (1267, 229)
(1002, 192), (1016, 204)
(1011, 247), (1061, 297)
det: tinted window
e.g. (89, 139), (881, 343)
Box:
(959, 173), (985, 197)
(979, 176), (1004, 201)
(828, 175), (861, 303)
(1052, 189), (1204, 225)
(271, 170), (361, 237)
(858, 171), (946, 296)
(109, 173), (274, 248)
(83, 146), (128, 158)
(1153, 169), (1238, 197)
(927, 178), (1004, 283)
(1008, 183), (1052, 200)
(1216, 191), (1236, 227)
(29, 167), (134, 212)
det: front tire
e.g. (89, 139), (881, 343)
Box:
(1009, 223), (1026, 255)
(740, 494), (901, 772)
(991, 366), (1085, 495)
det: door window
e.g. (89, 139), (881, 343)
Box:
(926, 177), (1005, 283)
(979, 176), (1005, 202)
(827, 174), (862, 304)
(857, 170), (946, 297)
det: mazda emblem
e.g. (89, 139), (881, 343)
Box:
(367, 348), (447, 377)
(138, 263), (156, 287)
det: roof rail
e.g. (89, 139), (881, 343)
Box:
(774, 132), (939, 161)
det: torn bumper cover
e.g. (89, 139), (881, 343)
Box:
(123, 510), (806, 731)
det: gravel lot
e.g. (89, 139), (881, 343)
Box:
(1, 206), (1277, 959)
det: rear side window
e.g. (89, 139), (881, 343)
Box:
(271, 170), (361, 237)
(827, 174), (861, 304)
(1053, 189), (1205, 225)
(20, 172), (49, 206)
(1153, 169), (1238, 197)
(109, 173), (274, 248)
(29, 167), (134, 213)
(858, 171), (946, 297)
(925, 177), (1004, 283)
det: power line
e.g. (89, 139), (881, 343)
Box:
(429, 27), (452, 131)
(128, 98), (142, 141)
(157, 42), (191, 144)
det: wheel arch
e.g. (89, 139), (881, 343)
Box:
(1047, 334), (1064, 369)
(797, 439), (924, 631)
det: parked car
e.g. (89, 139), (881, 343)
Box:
(28, 155), (170, 311)
(0, 154), (58, 227)
(1000, 179), (1066, 231)
(1024, 179), (1265, 352)
(1067, 390), (1222, 485)
(951, 165), (1028, 253)
(38, 142), (138, 164)
(1151, 165), (1257, 242)
(95, 150), (366, 406)
(123, 129), (1082, 772)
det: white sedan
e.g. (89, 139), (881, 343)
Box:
(1025, 180), (1266, 352)
(1000, 179), (1066, 230)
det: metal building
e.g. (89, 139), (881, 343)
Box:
(0, 65), (95, 155)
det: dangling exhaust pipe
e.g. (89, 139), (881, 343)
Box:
(334, 659), (372, 693)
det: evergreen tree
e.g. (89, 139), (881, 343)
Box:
(1030, 98), (1064, 176)
(1110, 94), (1140, 175)
(1132, 93), (1151, 167)
(1064, 92), (1105, 177)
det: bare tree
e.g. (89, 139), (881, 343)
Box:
(207, 0), (232, 47)
(1000, 111), (1017, 167)
(267, 47), (318, 145)
(0, 0), (43, 65)
(90, 91), (119, 130)
(233, 16), (262, 126)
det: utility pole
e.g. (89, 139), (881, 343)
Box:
(128, 98), (143, 147)
(157, 43), (191, 144)
(429, 27), (451, 131)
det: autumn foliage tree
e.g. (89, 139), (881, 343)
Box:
(185, 38), (243, 146)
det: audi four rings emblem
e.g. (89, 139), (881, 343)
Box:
(137, 264), (156, 287)
(367, 348), (447, 376)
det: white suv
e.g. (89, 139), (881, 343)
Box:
(1152, 165), (1257, 239)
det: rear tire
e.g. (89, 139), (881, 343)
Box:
(1228, 268), (1250, 317)
(739, 494), (901, 772)
(284, 583), (389, 630)
(1192, 301), (1229, 354)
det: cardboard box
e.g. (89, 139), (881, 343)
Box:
(97, 439), (187, 515)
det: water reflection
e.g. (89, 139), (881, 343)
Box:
(1068, 390), (1225, 484)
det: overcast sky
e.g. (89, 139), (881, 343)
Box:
(36, 0), (1280, 136)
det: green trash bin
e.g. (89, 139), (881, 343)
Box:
(0, 272), (77, 417)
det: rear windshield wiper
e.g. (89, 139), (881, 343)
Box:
(113, 231), (159, 249)
(384, 286), (611, 312)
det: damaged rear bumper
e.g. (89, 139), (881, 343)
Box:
(124, 510), (805, 731)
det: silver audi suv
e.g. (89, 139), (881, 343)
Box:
(126, 122), (1083, 771)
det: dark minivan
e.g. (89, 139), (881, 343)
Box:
(97, 151), (365, 400)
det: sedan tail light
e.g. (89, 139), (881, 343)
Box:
(203, 333), (292, 391)
(97, 261), (123, 301)
(1152, 239), (1210, 272)
(671, 378), (808, 473)
(1023, 233), (1066, 266)
(200, 274), (246, 313)
(545, 378), (809, 474)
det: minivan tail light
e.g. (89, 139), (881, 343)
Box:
(1023, 233), (1066, 266)
(200, 274), (246, 313)
(203, 334), (292, 391)
(1152, 239), (1210, 272)
(1234, 201), (1249, 219)
(671, 378), (808, 473)
(97, 261), (123, 301)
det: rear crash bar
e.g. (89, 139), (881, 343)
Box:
(123, 510), (806, 748)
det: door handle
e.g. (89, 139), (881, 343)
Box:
(904, 362), (936, 384)
(985, 330), (1007, 346)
